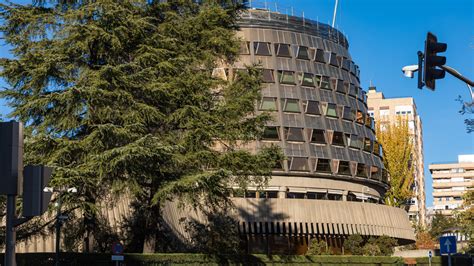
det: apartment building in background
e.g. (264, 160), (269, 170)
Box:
(430, 154), (474, 216)
(367, 87), (426, 226)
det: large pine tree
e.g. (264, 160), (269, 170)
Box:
(0, 0), (280, 252)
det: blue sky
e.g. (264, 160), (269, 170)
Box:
(0, 0), (473, 206)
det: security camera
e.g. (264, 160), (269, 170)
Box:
(402, 65), (419, 78)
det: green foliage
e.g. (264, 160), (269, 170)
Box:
(458, 190), (474, 252)
(4, 253), (407, 266)
(184, 210), (242, 255)
(376, 117), (414, 207)
(343, 234), (363, 255)
(0, 0), (282, 251)
(362, 242), (381, 256)
(429, 212), (457, 238)
(307, 238), (330, 255)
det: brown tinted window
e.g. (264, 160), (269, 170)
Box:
(261, 69), (274, 83)
(275, 43), (291, 57)
(311, 129), (326, 144)
(290, 157), (309, 171)
(356, 164), (368, 177)
(297, 46), (310, 60)
(304, 100), (320, 115)
(338, 161), (351, 175)
(285, 127), (304, 142)
(254, 42), (271, 56)
(332, 131), (345, 146)
(316, 159), (331, 173)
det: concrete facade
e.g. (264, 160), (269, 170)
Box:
(366, 88), (426, 226)
(429, 154), (474, 216)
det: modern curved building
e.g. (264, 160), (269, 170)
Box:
(164, 9), (415, 255)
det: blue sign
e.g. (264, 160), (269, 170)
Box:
(428, 250), (432, 258)
(112, 242), (124, 255)
(440, 236), (457, 255)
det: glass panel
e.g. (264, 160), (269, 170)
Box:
(328, 194), (342, 200)
(254, 42), (271, 56)
(262, 69), (274, 83)
(336, 80), (346, 93)
(297, 46), (310, 60)
(298, 72), (315, 87)
(314, 75), (322, 87)
(304, 101), (320, 115)
(245, 191), (256, 198)
(311, 129), (326, 144)
(316, 158), (332, 173)
(284, 99), (299, 112)
(315, 49), (326, 63)
(343, 106), (353, 120)
(373, 142), (380, 156)
(290, 157), (309, 171)
(371, 166), (380, 179)
(266, 191), (279, 198)
(329, 53), (338, 66)
(365, 115), (372, 127)
(356, 110), (364, 123)
(287, 192), (305, 199)
(364, 138), (372, 152)
(332, 131), (345, 146)
(350, 135), (363, 149)
(320, 76), (331, 90)
(326, 103), (338, 118)
(338, 161), (351, 175)
(285, 127), (304, 142)
(278, 71), (296, 84)
(349, 84), (357, 96)
(260, 97), (277, 111)
(262, 127), (279, 140)
(275, 43), (291, 57)
(357, 164), (368, 177)
(239, 41), (250, 54)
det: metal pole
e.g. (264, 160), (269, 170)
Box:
(331, 0), (339, 28)
(5, 195), (17, 266)
(55, 194), (62, 266)
(440, 65), (474, 102)
(448, 253), (452, 266)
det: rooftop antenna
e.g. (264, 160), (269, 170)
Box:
(331, 0), (339, 28)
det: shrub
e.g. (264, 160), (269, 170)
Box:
(374, 235), (398, 256)
(343, 234), (364, 255)
(307, 238), (331, 255)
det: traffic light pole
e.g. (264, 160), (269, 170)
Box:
(440, 65), (474, 101)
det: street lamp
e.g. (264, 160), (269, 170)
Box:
(44, 186), (78, 266)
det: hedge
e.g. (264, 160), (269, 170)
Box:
(0, 253), (409, 266)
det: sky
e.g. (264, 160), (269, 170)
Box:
(0, 0), (473, 207)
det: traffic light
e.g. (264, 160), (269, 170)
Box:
(423, 32), (447, 90)
(0, 121), (24, 195)
(22, 165), (53, 217)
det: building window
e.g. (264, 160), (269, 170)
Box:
(278, 70), (296, 84)
(275, 43), (291, 57)
(326, 103), (338, 118)
(332, 131), (345, 146)
(259, 191), (279, 199)
(371, 166), (381, 179)
(328, 193), (343, 201)
(356, 163), (368, 177)
(245, 191), (257, 198)
(336, 79), (346, 93)
(343, 106), (353, 121)
(364, 138), (372, 152)
(254, 42), (271, 56)
(316, 158), (332, 173)
(284, 127), (304, 142)
(239, 41), (250, 54)
(297, 46), (310, 60)
(315, 49), (326, 63)
(282, 99), (300, 113)
(356, 110), (364, 124)
(338, 161), (351, 175)
(262, 127), (280, 140)
(290, 157), (310, 171)
(373, 141), (381, 156)
(298, 72), (315, 87)
(349, 84), (358, 96)
(349, 134), (363, 149)
(310, 129), (326, 144)
(287, 192), (305, 199)
(329, 53), (338, 66)
(320, 76), (331, 90)
(259, 97), (277, 111)
(303, 100), (320, 115)
(261, 69), (274, 83)
(307, 192), (327, 200)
